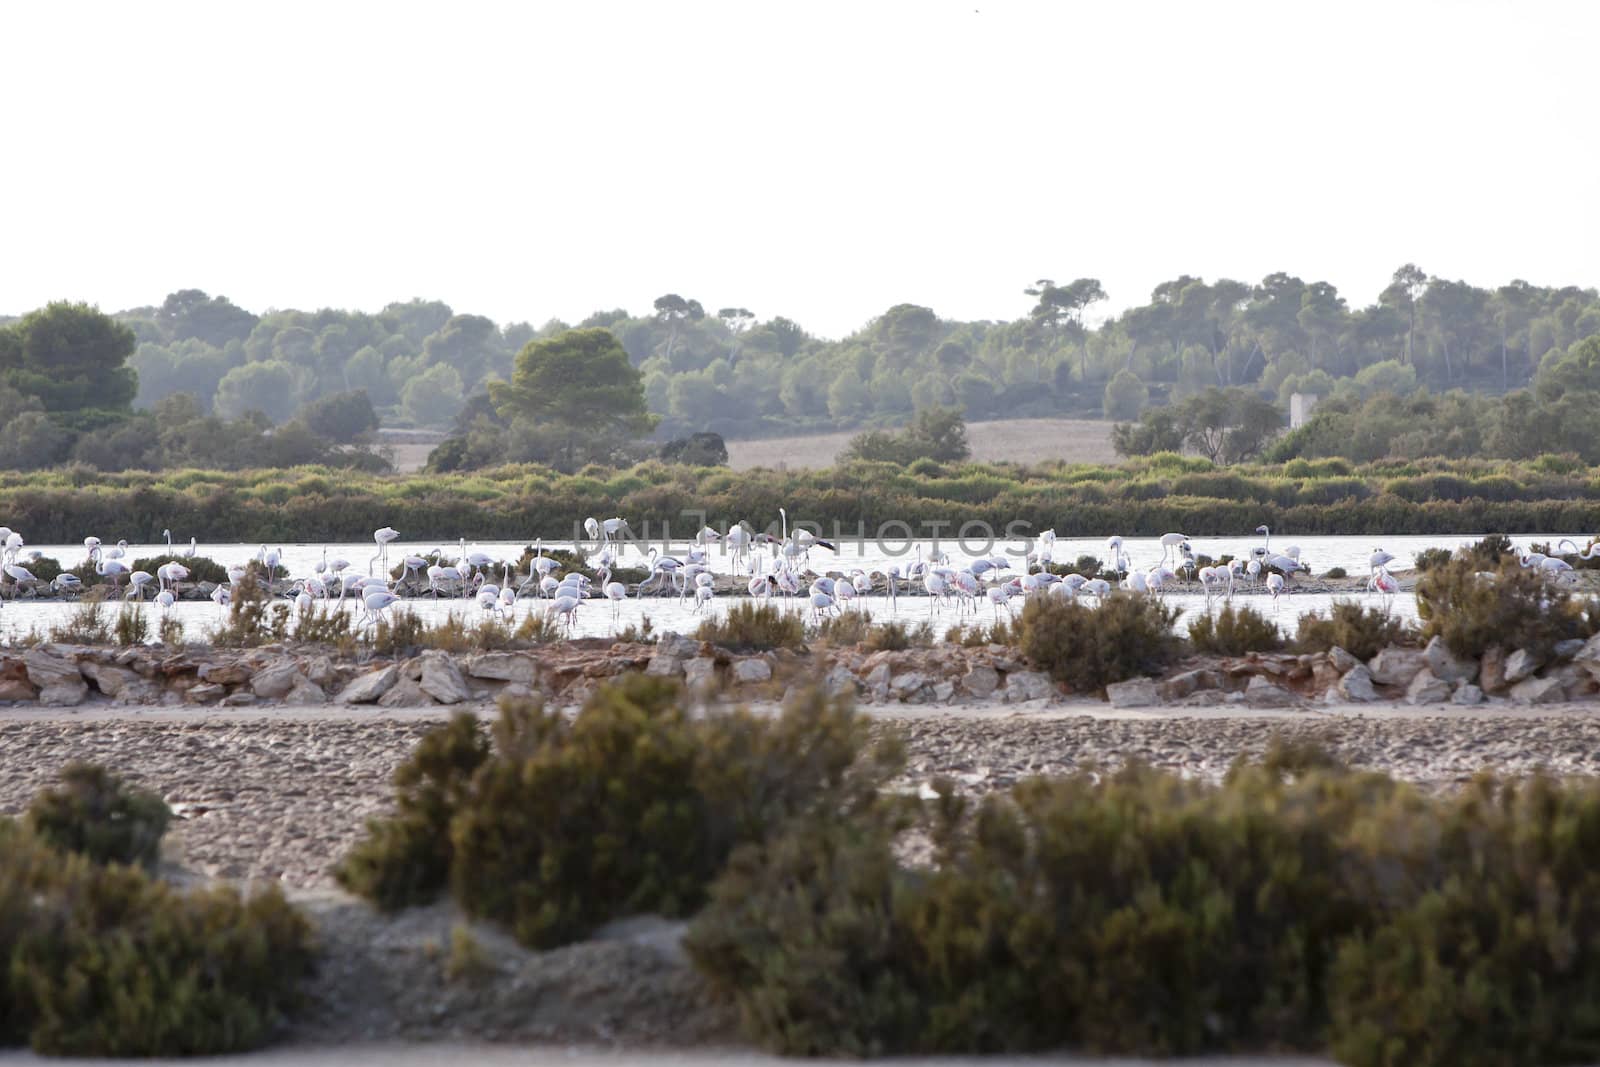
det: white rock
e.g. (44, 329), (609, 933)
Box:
(1005, 670), (1054, 702)
(1244, 675), (1297, 707)
(1509, 675), (1565, 705)
(1105, 677), (1160, 708)
(1367, 646), (1426, 687)
(1404, 668), (1452, 705)
(684, 657), (718, 691)
(250, 660), (302, 700)
(1452, 683), (1484, 706)
(38, 681), (87, 707)
(23, 649), (83, 690)
(645, 655), (684, 677)
(284, 679), (327, 705)
(81, 661), (138, 697)
(731, 658), (772, 684)
(889, 671), (927, 696)
(1328, 646), (1360, 673)
(463, 651), (538, 684)
(1337, 664), (1378, 702)
(960, 666), (999, 698)
(418, 651), (470, 705)
(1502, 649), (1544, 684)
(1424, 636), (1478, 684)
(338, 665), (398, 704)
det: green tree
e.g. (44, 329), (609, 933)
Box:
(653, 294), (705, 366)
(1103, 368), (1147, 419)
(3, 302), (137, 413)
(402, 363), (465, 426)
(1380, 263), (1429, 367)
(213, 360), (300, 422)
(0, 411), (72, 469)
(298, 389), (379, 443)
(1111, 407), (1185, 457)
(489, 328), (657, 467)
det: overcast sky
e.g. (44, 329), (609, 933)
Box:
(3, 1), (1596, 338)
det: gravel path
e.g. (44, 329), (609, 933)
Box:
(6, 702), (1600, 888)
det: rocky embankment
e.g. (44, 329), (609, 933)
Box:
(2, 622), (1600, 713)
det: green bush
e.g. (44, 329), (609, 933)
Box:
(2, 783), (314, 1056)
(341, 681), (892, 951)
(1416, 557), (1595, 661)
(1188, 602), (1285, 654)
(114, 605), (149, 646)
(26, 763), (170, 870)
(688, 751), (1600, 1063)
(1413, 546), (1453, 572)
(335, 712), (489, 910)
(128, 553), (228, 586)
(1324, 566), (1348, 579)
(1329, 776), (1600, 1067)
(1293, 601), (1416, 661)
(696, 600), (805, 651)
(1016, 593), (1181, 694)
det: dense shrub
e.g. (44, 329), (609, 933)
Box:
(1293, 600), (1416, 661)
(1188, 602), (1285, 654)
(2, 772), (313, 1056)
(1017, 593), (1181, 694)
(342, 681), (892, 950)
(689, 752), (1600, 1063)
(696, 601), (805, 651)
(26, 763), (170, 869)
(335, 712), (490, 910)
(1416, 556), (1596, 660)
(47, 602), (111, 644)
(1413, 546), (1453, 572)
(128, 553), (228, 586)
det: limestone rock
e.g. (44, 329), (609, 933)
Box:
(23, 650), (83, 690)
(221, 690), (257, 707)
(1367, 646), (1426, 687)
(1105, 677), (1160, 708)
(1509, 675), (1565, 705)
(1452, 682), (1484, 706)
(1337, 665), (1378, 702)
(960, 665), (999, 698)
(1424, 636), (1478, 684)
(657, 633), (702, 659)
(418, 651), (470, 705)
(931, 680), (955, 703)
(337, 665), (399, 705)
(864, 662), (890, 702)
(1328, 646), (1360, 673)
(198, 660), (253, 686)
(1005, 670), (1053, 702)
(889, 671), (926, 698)
(645, 655), (684, 677)
(1405, 669), (1452, 705)
(250, 661), (303, 700)
(302, 656), (337, 688)
(378, 676), (432, 708)
(1244, 675), (1297, 707)
(38, 682), (87, 707)
(463, 652), (538, 684)
(684, 657), (718, 692)
(1554, 638), (1587, 661)
(81, 661), (139, 697)
(1503, 649), (1545, 685)
(1160, 669), (1219, 702)
(186, 682), (226, 704)
(284, 679), (327, 705)
(824, 665), (859, 697)
(0, 677), (39, 701)
(731, 658), (772, 684)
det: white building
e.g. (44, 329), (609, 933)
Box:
(1289, 392), (1319, 429)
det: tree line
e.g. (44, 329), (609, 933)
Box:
(3, 265), (1599, 472)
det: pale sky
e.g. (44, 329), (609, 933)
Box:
(3, 1), (1596, 339)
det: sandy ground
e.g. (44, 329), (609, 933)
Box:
(725, 417), (1117, 470)
(6, 699), (1599, 1064)
(6, 699), (1600, 889)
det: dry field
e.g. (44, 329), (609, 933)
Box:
(726, 417), (1117, 470)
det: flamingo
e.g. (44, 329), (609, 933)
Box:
(213, 585), (233, 614)
(370, 527), (400, 576)
(83, 536), (103, 564)
(53, 573), (83, 598)
(1558, 538), (1600, 562)
(1158, 532), (1190, 566)
(359, 587), (401, 629)
(1082, 578), (1112, 601)
(547, 592), (582, 631)
(1267, 572), (1286, 606)
(599, 567), (629, 618)
(1369, 548), (1396, 575)
(4, 565), (39, 597)
(1369, 566), (1400, 597)
(127, 570), (156, 601)
(95, 558), (130, 592)
(155, 589), (176, 612)
(725, 522), (753, 572)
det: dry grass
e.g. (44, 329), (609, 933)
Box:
(726, 417), (1117, 470)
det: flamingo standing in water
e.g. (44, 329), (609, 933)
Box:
(370, 527), (400, 576)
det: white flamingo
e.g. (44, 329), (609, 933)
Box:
(370, 526), (400, 576)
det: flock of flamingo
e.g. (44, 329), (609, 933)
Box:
(0, 514), (1594, 634)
